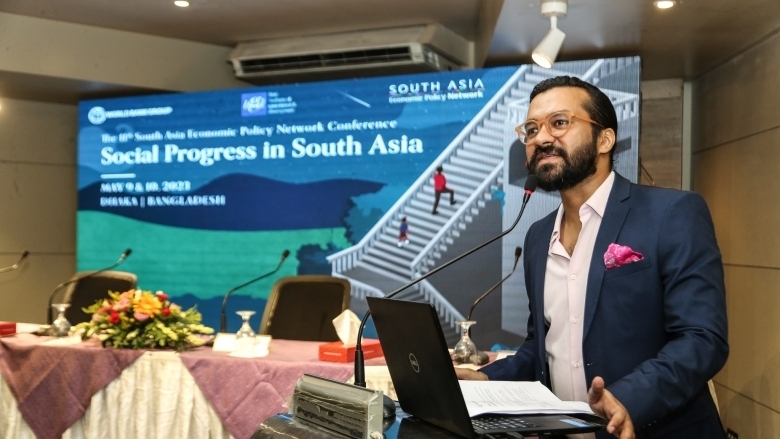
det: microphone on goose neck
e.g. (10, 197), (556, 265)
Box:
(219, 249), (290, 333)
(0, 250), (29, 274)
(467, 245), (522, 326)
(354, 174), (539, 388)
(46, 248), (132, 324)
(462, 246), (521, 363)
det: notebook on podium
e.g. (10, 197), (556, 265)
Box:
(366, 297), (606, 438)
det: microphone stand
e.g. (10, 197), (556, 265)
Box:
(219, 250), (290, 333)
(0, 250), (29, 274)
(466, 246), (522, 339)
(354, 175), (539, 395)
(460, 246), (522, 365)
(46, 249), (132, 324)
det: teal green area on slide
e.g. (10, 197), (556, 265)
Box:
(77, 211), (351, 300)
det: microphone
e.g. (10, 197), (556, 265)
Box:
(219, 249), (290, 333)
(466, 246), (522, 343)
(46, 248), (132, 324)
(354, 175), (538, 397)
(0, 250), (29, 274)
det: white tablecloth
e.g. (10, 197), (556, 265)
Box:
(0, 344), (395, 439)
(0, 351), (232, 439)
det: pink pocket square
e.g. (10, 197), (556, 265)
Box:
(604, 243), (644, 270)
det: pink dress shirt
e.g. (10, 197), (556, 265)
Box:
(543, 172), (615, 439)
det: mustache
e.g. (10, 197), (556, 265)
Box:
(529, 144), (568, 167)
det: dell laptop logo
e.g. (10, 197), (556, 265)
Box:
(409, 353), (420, 373)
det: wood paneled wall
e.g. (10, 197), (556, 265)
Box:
(639, 79), (683, 189)
(692, 31), (780, 438)
(0, 97), (77, 323)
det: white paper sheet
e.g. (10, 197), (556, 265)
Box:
(458, 380), (594, 417)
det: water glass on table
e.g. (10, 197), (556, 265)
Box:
(232, 310), (256, 357)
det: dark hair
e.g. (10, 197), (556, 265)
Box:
(529, 76), (618, 167)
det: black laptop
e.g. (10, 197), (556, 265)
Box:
(366, 297), (606, 438)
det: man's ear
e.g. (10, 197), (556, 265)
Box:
(597, 128), (616, 155)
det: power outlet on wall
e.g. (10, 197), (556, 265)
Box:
(726, 428), (738, 439)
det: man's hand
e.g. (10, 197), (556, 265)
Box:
(454, 367), (488, 381)
(588, 376), (635, 439)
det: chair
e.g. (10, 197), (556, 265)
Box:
(60, 271), (138, 325)
(258, 275), (351, 342)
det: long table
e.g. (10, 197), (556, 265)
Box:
(0, 332), (388, 439)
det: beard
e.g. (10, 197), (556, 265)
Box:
(527, 137), (598, 192)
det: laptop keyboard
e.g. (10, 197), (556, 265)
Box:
(472, 416), (541, 431)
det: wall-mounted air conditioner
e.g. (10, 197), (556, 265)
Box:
(229, 24), (474, 83)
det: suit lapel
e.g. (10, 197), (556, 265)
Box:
(582, 174), (632, 341)
(531, 213), (555, 327)
(529, 211), (556, 382)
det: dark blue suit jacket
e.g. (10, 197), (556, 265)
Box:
(480, 174), (728, 439)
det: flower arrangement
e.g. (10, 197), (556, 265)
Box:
(74, 289), (214, 351)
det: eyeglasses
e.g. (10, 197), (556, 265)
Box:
(515, 110), (603, 145)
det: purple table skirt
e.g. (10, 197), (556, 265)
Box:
(0, 335), (387, 439)
(0, 335), (145, 439)
(180, 340), (386, 439)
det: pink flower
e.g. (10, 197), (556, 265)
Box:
(114, 298), (130, 311)
(134, 312), (150, 322)
(604, 243), (643, 270)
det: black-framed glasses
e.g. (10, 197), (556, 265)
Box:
(515, 110), (603, 144)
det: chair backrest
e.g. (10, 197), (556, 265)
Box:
(258, 275), (351, 341)
(60, 271), (138, 325)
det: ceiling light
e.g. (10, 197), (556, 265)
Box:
(654, 1), (676, 9)
(532, 0), (568, 69)
(174, 1), (189, 7)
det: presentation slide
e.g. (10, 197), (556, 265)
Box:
(77, 57), (640, 344)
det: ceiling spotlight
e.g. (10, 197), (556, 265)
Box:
(654, 1), (676, 9)
(532, 0), (568, 69)
(174, 0), (190, 7)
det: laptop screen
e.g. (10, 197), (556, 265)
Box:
(367, 297), (605, 439)
(367, 297), (477, 438)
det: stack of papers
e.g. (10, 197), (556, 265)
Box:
(459, 380), (595, 418)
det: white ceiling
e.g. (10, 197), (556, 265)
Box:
(1, 0), (779, 92)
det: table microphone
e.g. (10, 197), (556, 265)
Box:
(219, 249), (290, 333)
(0, 250), (29, 274)
(353, 175), (538, 417)
(46, 248), (132, 324)
(466, 246), (522, 342)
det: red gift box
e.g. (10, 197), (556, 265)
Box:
(318, 339), (383, 363)
(0, 322), (16, 336)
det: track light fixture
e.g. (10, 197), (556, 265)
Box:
(532, 0), (568, 69)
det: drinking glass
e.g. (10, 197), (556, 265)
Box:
(50, 303), (72, 337)
(452, 320), (478, 365)
(233, 310), (256, 356)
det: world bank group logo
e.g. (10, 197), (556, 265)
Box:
(241, 92), (268, 117)
(88, 106), (107, 125)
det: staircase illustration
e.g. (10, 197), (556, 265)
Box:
(328, 58), (640, 341)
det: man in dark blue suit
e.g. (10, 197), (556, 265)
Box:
(457, 76), (728, 439)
